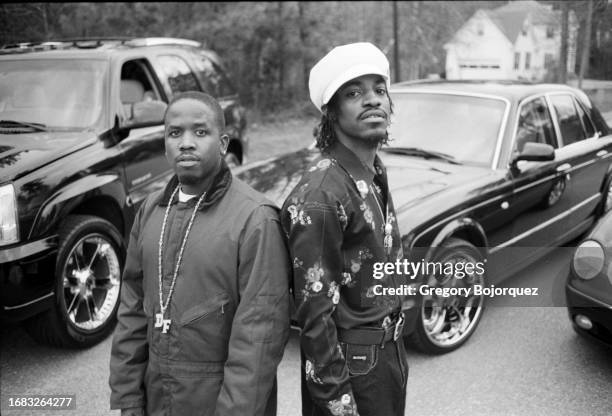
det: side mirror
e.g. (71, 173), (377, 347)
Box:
(129, 100), (167, 126)
(114, 101), (168, 143)
(511, 142), (555, 169)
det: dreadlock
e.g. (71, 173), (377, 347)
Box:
(314, 92), (394, 152)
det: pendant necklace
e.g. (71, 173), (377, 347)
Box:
(370, 184), (393, 255)
(156, 185), (206, 333)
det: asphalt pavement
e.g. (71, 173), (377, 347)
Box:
(2, 247), (611, 416)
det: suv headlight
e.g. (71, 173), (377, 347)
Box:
(572, 240), (605, 280)
(0, 184), (19, 246)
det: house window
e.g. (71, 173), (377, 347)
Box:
(525, 53), (531, 70)
(546, 26), (554, 38)
(477, 22), (484, 36)
(514, 52), (520, 70)
(544, 53), (555, 69)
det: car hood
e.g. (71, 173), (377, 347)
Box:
(238, 149), (502, 220)
(380, 152), (495, 211)
(0, 131), (98, 182)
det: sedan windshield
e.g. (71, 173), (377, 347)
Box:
(386, 92), (507, 167)
(0, 59), (107, 130)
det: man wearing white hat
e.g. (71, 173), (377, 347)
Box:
(281, 43), (408, 416)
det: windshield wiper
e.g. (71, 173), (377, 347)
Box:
(381, 146), (462, 165)
(0, 120), (48, 132)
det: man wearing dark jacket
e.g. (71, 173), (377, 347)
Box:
(109, 91), (290, 416)
(281, 43), (408, 416)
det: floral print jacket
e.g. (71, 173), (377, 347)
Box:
(281, 142), (405, 415)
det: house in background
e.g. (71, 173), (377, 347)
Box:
(444, 0), (578, 81)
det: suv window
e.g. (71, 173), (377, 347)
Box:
(120, 59), (164, 123)
(155, 55), (200, 97)
(550, 94), (587, 146)
(514, 97), (557, 153)
(190, 51), (235, 97)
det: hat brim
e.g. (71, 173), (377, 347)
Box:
(321, 64), (390, 110)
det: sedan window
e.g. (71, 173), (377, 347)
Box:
(514, 97), (557, 153)
(574, 99), (596, 138)
(550, 94), (587, 146)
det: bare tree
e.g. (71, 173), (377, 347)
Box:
(559, 1), (570, 83)
(578, 0), (594, 87)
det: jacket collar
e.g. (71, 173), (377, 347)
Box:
(157, 160), (233, 210)
(326, 141), (386, 192)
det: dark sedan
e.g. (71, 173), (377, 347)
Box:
(237, 80), (612, 354)
(566, 209), (612, 347)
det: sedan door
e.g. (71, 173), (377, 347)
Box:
(546, 93), (612, 229)
(491, 95), (572, 268)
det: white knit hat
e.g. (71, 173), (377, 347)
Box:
(309, 42), (390, 112)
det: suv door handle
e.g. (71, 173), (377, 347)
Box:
(557, 163), (571, 172)
(597, 150), (608, 157)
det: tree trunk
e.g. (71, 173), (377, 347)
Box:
(559, 1), (569, 83)
(578, 0), (593, 88)
(393, 1), (400, 82)
(297, 2), (309, 94)
(277, 2), (285, 99)
(41, 4), (49, 41)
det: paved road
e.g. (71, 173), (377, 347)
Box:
(2, 246), (611, 416)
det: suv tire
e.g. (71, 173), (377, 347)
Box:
(25, 215), (124, 348)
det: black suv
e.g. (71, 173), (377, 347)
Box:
(0, 37), (247, 347)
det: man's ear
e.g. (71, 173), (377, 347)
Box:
(220, 134), (230, 155)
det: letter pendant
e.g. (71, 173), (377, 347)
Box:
(155, 313), (164, 328)
(161, 319), (171, 334)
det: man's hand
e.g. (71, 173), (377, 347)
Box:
(121, 407), (144, 416)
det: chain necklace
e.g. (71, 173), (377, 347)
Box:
(369, 183), (393, 255)
(155, 185), (206, 333)
(352, 172), (393, 256)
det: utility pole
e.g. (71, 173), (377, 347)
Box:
(559, 1), (569, 84)
(393, 1), (400, 82)
(578, 0), (593, 88)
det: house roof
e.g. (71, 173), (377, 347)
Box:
(485, 0), (559, 43)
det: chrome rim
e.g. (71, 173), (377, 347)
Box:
(421, 253), (484, 348)
(62, 233), (121, 331)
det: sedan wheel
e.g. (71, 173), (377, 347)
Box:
(408, 238), (485, 354)
(26, 215), (124, 348)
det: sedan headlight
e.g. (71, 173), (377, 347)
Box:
(0, 184), (19, 246)
(572, 240), (605, 280)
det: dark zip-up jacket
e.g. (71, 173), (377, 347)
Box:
(110, 163), (291, 416)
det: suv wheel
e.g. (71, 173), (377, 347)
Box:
(407, 238), (485, 354)
(25, 215), (124, 348)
